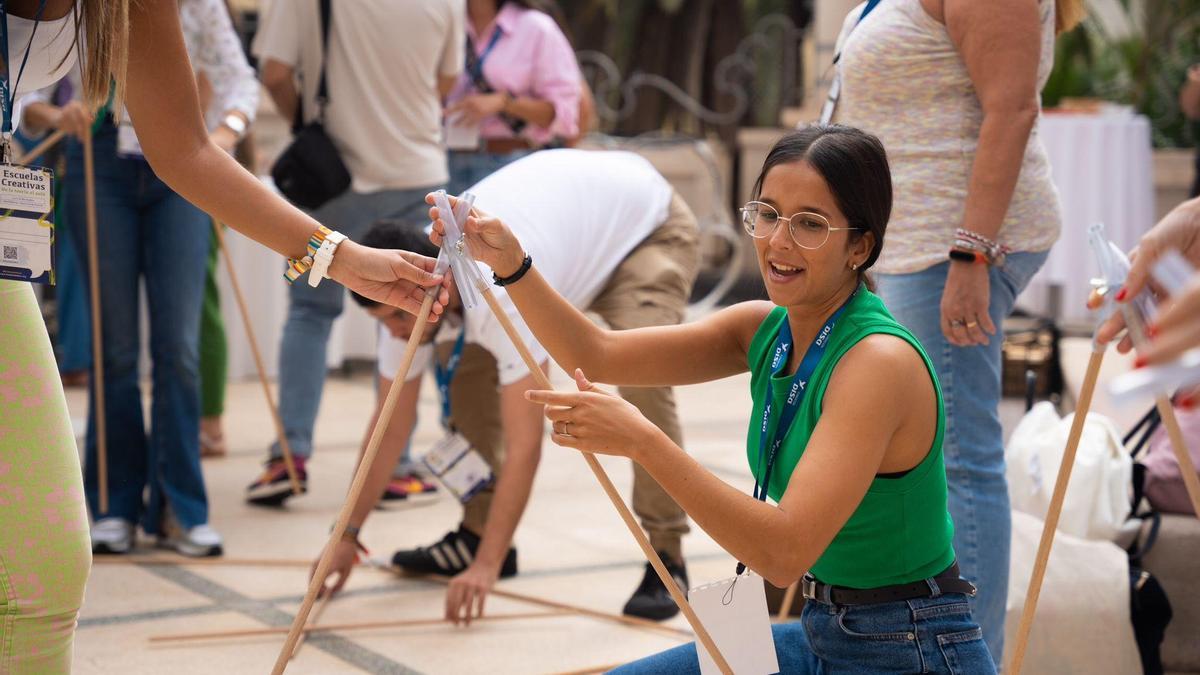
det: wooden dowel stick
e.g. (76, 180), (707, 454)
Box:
(1154, 397), (1200, 518)
(549, 664), (625, 675)
(16, 129), (65, 165)
(82, 126), (108, 514)
(211, 222), (302, 495)
(271, 292), (438, 675)
(475, 286), (732, 674)
(419, 573), (693, 640)
(153, 611), (565, 643)
(289, 593), (331, 659)
(777, 582), (799, 622)
(92, 556), (312, 568)
(1007, 348), (1105, 675)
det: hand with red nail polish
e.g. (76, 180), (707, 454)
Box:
(1137, 272), (1200, 367)
(1094, 196), (1200, 351)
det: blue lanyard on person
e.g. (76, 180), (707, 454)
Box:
(819, 0), (883, 125)
(735, 290), (856, 575)
(465, 28), (504, 92)
(435, 328), (467, 430)
(0, 0), (48, 162)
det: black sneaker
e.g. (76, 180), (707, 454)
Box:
(623, 553), (688, 621)
(391, 526), (517, 578)
(245, 457), (308, 506)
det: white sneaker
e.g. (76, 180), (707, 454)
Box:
(91, 518), (135, 554)
(161, 523), (224, 558)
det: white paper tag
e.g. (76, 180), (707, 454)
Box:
(116, 121), (144, 159)
(0, 164), (55, 284)
(445, 114), (481, 151)
(422, 432), (493, 503)
(689, 573), (780, 675)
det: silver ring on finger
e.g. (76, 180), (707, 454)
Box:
(949, 319), (966, 328)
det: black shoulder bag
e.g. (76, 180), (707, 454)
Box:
(270, 0), (351, 210)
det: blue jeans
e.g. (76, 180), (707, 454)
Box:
(874, 251), (1049, 665)
(274, 185), (441, 461)
(613, 592), (993, 674)
(66, 125), (212, 534)
(447, 149), (529, 195)
(54, 199), (91, 372)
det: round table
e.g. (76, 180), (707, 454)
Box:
(1017, 111), (1156, 325)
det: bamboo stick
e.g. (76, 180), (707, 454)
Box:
(270, 291), (438, 675)
(777, 582), (799, 622)
(212, 221), (302, 494)
(15, 129), (65, 165)
(82, 126), (108, 514)
(1007, 348), (1105, 674)
(153, 611), (565, 643)
(1154, 397), (1200, 517)
(475, 285), (732, 674)
(419, 573), (693, 640)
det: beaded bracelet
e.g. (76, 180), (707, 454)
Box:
(284, 225), (335, 284)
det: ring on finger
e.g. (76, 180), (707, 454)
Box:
(949, 319), (966, 328)
(965, 320), (978, 328)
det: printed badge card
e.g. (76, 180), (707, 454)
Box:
(0, 164), (55, 284)
(690, 572), (781, 675)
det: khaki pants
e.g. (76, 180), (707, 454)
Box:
(441, 192), (700, 562)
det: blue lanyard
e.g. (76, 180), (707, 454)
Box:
(435, 329), (466, 429)
(736, 292), (855, 576)
(750, 294), (855, 504)
(466, 29), (503, 86)
(0, 0), (48, 140)
(832, 0), (883, 65)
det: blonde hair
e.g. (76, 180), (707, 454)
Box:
(1055, 0), (1086, 34)
(75, 0), (130, 108)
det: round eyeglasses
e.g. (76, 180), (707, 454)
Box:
(740, 201), (861, 250)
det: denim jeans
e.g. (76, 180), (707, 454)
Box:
(447, 149), (529, 195)
(874, 250), (1049, 665)
(66, 124), (212, 534)
(613, 592), (994, 674)
(53, 207), (91, 372)
(273, 185), (441, 461)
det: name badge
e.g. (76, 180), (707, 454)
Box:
(0, 163), (55, 284)
(444, 113), (481, 151)
(116, 110), (145, 159)
(689, 572), (780, 675)
(422, 431), (493, 503)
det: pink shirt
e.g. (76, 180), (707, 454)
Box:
(448, 4), (580, 145)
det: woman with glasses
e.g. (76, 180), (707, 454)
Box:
(430, 125), (994, 673)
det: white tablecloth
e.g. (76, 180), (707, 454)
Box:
(1017, 112), (1155, 324)
(217, 227), (377, 379)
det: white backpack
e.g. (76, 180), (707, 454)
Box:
(1005, 401), (1132, 541)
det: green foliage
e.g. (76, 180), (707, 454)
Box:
(1043, 1), (1200, 148)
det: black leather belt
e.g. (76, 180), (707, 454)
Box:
(801, 562), (976, 606)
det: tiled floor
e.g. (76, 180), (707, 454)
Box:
(67, 368), (758, 674)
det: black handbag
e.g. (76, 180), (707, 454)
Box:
(270, 0), (350, 210)
(1124, 415), (1173, 675)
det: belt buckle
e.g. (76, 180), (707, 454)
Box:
(801, 576), (818, 601)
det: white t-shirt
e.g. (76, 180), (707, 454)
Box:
(377, 149), (674, 387)
(253, 0), (463, 193)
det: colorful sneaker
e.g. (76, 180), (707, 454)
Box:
(245, 457), (308, 506)
(623, 553), (689, 621)
(391, 526), (517, 578)
(160, 523), (224, 558)
(381, 472), (439, 503)
(91, 517), (135, 555)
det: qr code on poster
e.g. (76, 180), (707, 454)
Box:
(2, 245), (17, 262)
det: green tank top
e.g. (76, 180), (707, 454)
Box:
(746, 290), (956, 589)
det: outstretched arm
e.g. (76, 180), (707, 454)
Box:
(429, 196), (768, 386)
(121, 0), (447, 316)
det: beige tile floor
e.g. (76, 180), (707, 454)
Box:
(66, 367), (759, 674)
